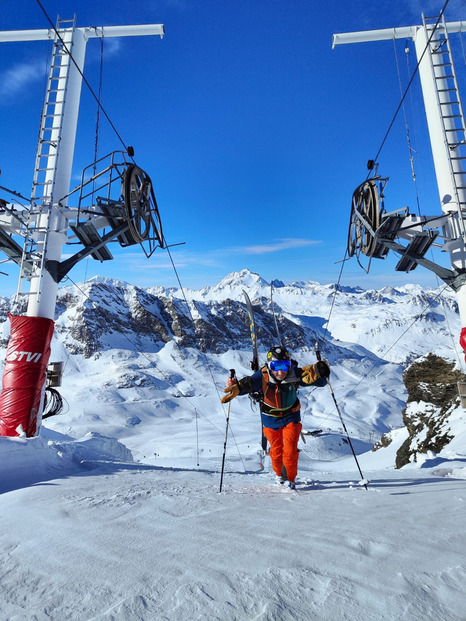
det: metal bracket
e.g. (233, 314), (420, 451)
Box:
(46, 222), (130, 283)
(379, 238), (466, 289)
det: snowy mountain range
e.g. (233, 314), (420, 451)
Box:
(0, 267), (464, 465)
(1, 269), (466, 620)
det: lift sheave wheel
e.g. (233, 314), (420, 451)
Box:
(123, 164), (164, 256)
(348, 179), (381, 258)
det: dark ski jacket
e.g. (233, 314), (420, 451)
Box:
(237, 362), (326, 430)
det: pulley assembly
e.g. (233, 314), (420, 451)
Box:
(123, 164), (164, 251)
(0, 149), (166, 284)
(50, 154), (166, 281)
(346, 175), (462, 289)
(347, 177), (390, 270)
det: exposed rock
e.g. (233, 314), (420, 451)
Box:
(372, 432), (393, 451)
(394, 354), (463, 468)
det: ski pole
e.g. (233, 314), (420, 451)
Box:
(219, 369), (236, 493)
(315, 343), (368, 491)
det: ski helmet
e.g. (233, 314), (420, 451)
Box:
(266, 346), (291, 373)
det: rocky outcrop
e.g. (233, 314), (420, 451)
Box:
(0, 278), (323, 360)
(394, 354), (463, 468)
(29, 281), (322, 358)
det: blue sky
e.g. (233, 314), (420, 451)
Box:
(1, 0), (466, 296)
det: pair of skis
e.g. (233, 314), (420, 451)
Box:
(243, 288), (368, 490)
(243, 291), (268, 455)
(243, 289), (298, 479)
(243, 288), (303, 456)
(218, 293), (269, 492)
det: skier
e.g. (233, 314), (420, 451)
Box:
(221, 346), (330, 489)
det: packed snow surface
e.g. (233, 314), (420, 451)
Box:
(1, 432), (465, 621)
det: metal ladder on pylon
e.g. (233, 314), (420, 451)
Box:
(16, 16), (76, 300)
(423, 13), (466, 241)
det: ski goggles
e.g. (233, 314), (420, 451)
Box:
(269, 360), (291, 372)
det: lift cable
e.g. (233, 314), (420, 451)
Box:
(165, 244), (247, 472)
(367, 0), (451, 173)
(34, 0), (134, 159)
(393, 39), (423, 218)
(307, 283), (453, 436)
(32, 0), (246, 470)
(63, 277), (224, 435)
(310, 0), (456, 440)
(394, 38), (465, 372)
(63, 272), (246, 471)
(321, 249), (348, 347)
(92, 36), (104, 197)
(459, 24), (466, 64)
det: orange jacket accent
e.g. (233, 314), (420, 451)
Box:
(260, 367), (300, 417)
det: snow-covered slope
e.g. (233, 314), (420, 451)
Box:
(1, 270), (466, 619)
(0, 428), (465, 620)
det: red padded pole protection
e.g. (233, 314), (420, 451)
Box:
(460, 327), (466, 363)
(0, 314), (54, 437)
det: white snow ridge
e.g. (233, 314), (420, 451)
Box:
(0, 270), (465, 620)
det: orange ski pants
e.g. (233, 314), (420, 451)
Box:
(263, 421), (302, 482)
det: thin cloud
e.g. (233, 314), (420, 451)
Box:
(129, 239), (321, 270)
(0, 61), (43, 98)
(0, 38), (122, 102)
(88, 36), (122, 59)
(237, 238), (320, 255)
(131, 252), (221, 271)
(91, 239), (321, 281)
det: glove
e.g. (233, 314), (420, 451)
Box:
(315, 361), (330, 379)
(301, 361), (330, 384)
(301, 364), (318, 384)
(221, 383), (240, 403)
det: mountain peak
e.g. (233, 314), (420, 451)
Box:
(215, 269), (269, 290)
(87, 276), (131, 289)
